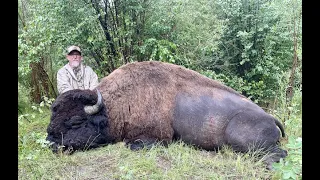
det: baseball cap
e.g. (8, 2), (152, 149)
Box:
(67, 45), (81, 55)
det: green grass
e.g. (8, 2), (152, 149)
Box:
(18, 139), (273, 179)
(18, 91), (302, 180)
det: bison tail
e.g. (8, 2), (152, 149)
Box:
(84, 89), (103, 115)
(274, 118), (286, 138)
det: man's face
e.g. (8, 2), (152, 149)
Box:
(67, 50), (82, 68)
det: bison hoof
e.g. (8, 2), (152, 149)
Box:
(129, 143), (144, 151)
(126, 139), (156, 151)
(266, 163), (273, 170)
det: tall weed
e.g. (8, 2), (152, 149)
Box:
(269, 72), (302, 180)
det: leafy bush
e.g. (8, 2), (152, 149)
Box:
(272, 136), (302, 180)
(18, 82), (32, 114)
(200, 69), (275, 104)
(139, 38), (178, 63)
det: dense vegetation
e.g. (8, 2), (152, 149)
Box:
(18, 0), (302, 179)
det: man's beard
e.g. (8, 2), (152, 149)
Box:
(70, 61), (80, 68)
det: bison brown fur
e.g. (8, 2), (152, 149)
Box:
(46, 61), (287, 169)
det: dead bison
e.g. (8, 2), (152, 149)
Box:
(46, 61), (287, 169)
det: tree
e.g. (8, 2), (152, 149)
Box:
(209, 0), (302, 106)
(18, 0), (58, 103)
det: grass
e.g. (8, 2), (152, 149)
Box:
(18, 90), (302, 180)
(19, 138), (274, 179)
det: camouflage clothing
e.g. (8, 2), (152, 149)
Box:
(57, 63), (99, 94)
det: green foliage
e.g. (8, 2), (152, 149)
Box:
(266, 70), (302, 136)
(268, 74), (301, 179)
(18, 102), (53, 163)
(138, 38), (177, 63)
(19, 0), (62, 74)
(18, 82), (32, 114)
(146, 0), (224, 69)
(200, 69), (276, 104)
(210, 0), (302, 104)
(272, 136), (302, 180)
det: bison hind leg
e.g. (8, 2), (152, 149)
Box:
(224, 112), (287, 170)
(262, 146), (288, 170)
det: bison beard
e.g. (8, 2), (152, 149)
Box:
(46, 61), (287, 169)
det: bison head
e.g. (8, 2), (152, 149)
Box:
(46, 89), (114, 153)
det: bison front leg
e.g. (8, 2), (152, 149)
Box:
(124, 135), (171, 151)
(224, 111), (287, 169)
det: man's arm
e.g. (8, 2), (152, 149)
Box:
(89, 70), (99, 90)
(85, 66), (99, 90)
(57, 68), (73, 94)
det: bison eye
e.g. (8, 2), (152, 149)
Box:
(51, 103), (60, 112)
(64, 116), (86, 129)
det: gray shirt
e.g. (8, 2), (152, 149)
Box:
(57, 63), (99, 94)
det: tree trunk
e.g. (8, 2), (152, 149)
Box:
(30, 62), (41, 103)
(29, 57), (57, 103)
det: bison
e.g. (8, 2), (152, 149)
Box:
(46, 61), (287, 169)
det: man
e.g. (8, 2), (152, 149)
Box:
(57, 45), (99, 94)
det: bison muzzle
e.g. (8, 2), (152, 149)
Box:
(46, 61), (287, 169)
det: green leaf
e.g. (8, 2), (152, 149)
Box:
(282, 172), (290, 179)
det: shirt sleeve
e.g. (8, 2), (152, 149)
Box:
(89, 68), (99, 90)
(57, 68), (73, 94)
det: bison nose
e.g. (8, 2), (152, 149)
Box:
(49, 141), (61, 153)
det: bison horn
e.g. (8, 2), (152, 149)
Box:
(84, 89), (102, 115)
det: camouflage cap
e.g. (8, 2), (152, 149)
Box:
(67, 45), (81, 55)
